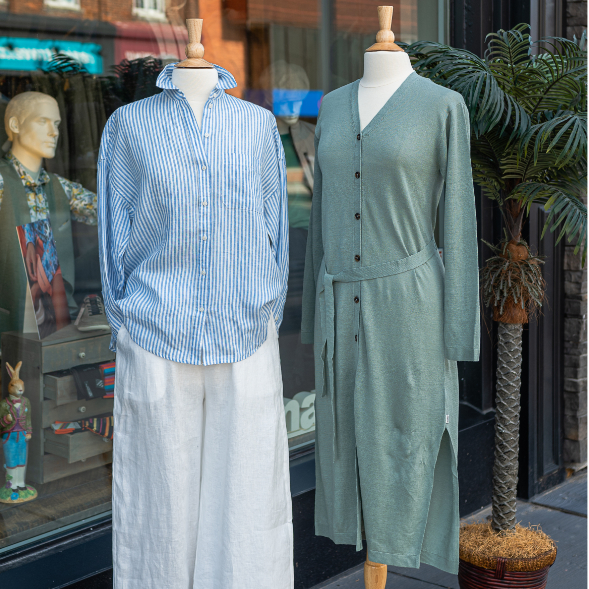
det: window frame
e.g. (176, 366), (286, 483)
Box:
(132, 0), (168, 22)
(44, 0), (81, 10)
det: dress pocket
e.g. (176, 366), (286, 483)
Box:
(222, 153), (262, 211)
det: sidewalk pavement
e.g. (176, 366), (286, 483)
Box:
(311, 470), (587, 589)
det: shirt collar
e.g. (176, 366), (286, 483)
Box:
(156, 62), (237, 97)
(5, 151), (50, 187)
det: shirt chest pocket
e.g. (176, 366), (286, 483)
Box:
(221, 153), (263, 212)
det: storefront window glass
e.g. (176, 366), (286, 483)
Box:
(0, 0), (445, 552)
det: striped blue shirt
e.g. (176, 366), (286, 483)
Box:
(97, 63), (289, 365)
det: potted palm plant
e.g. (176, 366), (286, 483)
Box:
(403, 25), (587, 588)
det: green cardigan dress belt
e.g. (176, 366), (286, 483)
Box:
(320, 236), (439, 459)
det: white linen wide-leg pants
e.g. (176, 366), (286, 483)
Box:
(112, 321), (293, 589)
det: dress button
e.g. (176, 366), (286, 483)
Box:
(354, 255), (360, 262)
(199, 307), (205, 312)
(355, 172), (360, 178)
(201, 270), (206, 275)
(204, 133), (210, 138)
(357, 134), (361, 140)
(202, 201), (208, 206)
(208, 104), (213, 109)
(202, 235), (207, 241)
(202, 165), (207, 170)
(354, 296), (359, 303)
(355, 213), (360, 220)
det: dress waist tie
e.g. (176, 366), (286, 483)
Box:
(321, 237), (439, 460)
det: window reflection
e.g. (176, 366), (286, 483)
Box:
(0, 0), (445, 551)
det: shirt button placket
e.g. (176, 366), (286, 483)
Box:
(199, 147), (210, 320)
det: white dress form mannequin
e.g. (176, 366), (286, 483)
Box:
(172, 18), (218, 129)
(172, 68), (218, 128)
(358, 51), (413, 131)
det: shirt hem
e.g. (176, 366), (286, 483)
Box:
(123, 318), (272, 366)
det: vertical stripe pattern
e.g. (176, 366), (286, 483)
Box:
(97, 63), (289, 366)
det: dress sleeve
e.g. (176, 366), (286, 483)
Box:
(97, 111), (136, 352)
(301, 121), (324, 345)
(262, 114), (289, 332)
(442, 101), (480, 362)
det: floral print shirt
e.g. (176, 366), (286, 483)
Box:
(0, 152), (97, 285)
(0, 152), (97, 225)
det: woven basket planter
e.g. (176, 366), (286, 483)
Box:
(458, 544), (557, 589)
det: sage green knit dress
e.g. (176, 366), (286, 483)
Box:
(301, 72), (480, 575)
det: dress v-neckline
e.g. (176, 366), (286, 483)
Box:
(352, 71), (417, 136)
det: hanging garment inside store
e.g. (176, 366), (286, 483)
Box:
(301, 72), (480, 574)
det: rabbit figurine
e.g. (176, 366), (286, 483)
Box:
(0, 361), (37, 503)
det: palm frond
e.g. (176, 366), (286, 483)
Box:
(471, 129), (508, 195)
(484, 24), (534, 100)
(519, 111), (587, 166)
(523, 37), (587, 113)
(406, 42), (530, 138)
(511, 181), (587, 259)
(409, 25), (586, 264)
(501, 150), (562, 181)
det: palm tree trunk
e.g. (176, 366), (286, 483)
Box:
(491, 321), (523, 533)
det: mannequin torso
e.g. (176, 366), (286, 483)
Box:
(171, 68), (219, 128)
(358, 51), (414, 131)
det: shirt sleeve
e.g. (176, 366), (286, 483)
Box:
(55, 174), (98, 226)
(300, 120), (324, 345)
(442, 101), (480, 362)
(262, 115), (289, 332)
(97, 111), (136, 352)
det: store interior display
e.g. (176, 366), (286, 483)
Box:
(17, 217), (71, 339)
(0, 361), (37, 504)
(75, 294), (111, 333)
(51, 415), (114, 440)
(0, 324), (114, 549)
(0, 1), (455, 575)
